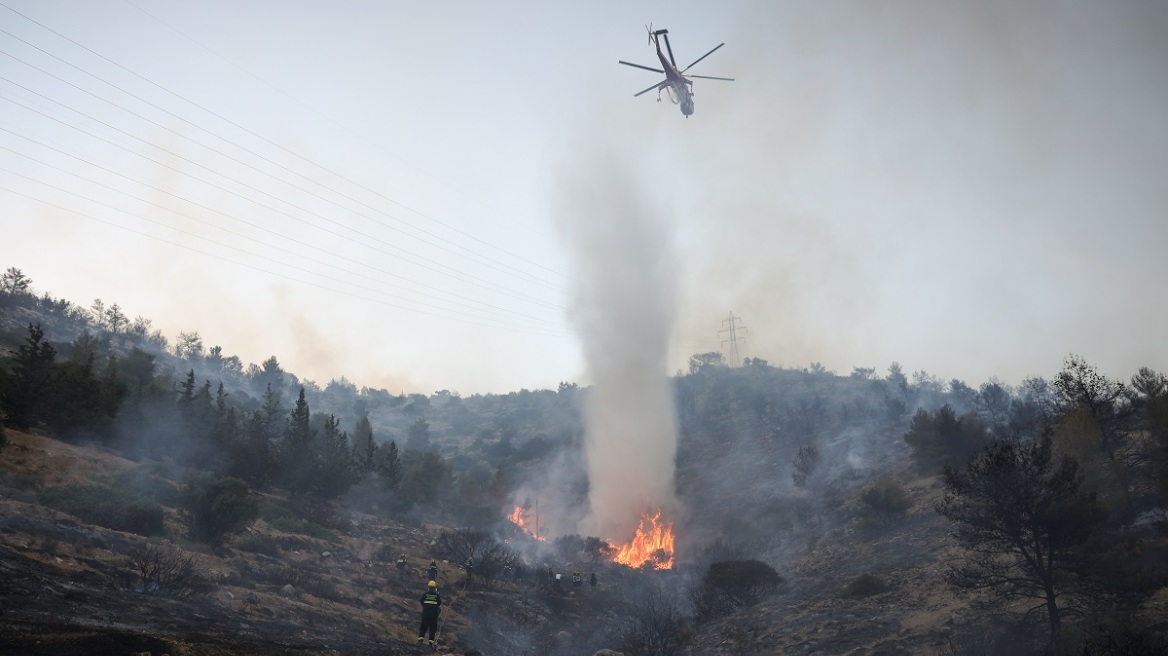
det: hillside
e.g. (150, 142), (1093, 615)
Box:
(3, 284), (1168, 654)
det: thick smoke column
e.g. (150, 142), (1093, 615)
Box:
(556, 148), (680, 541)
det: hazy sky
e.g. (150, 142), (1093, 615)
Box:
(1, 0), (1165, 394)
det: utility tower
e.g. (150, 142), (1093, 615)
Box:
(719, 312), (747, 367)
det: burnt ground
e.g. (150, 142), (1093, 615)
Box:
(0, 428), (636, 656)
(3, 428), (1168, 656)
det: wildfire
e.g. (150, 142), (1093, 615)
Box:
(509, 505), (546, 541)
(611, 510), (675, 570)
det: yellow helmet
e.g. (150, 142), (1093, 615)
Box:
(428, 580), (437, 588)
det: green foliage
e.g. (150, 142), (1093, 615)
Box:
(842, 573), (890, 598)
(38, 484), (165, 536)
(108, 467), (180, 507)
(1054, 355), (1130, 449)
(0, 267), (32, 295)
(406, 416), (431, 450)
(233, 534), (281, 558)
(180, 474), (258, 546)
(904, 404), (992, 472)
(258, 502), (338, 541)
(691, 559), (783, 621)
(377, 439), (402, 491)
(0, 324), (126, 439)
(937, 436), (1107, 649)
(0, 323), (56, 429)
(394, 449), (451, 513)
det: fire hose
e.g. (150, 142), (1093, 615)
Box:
(432, 565), (469, 647)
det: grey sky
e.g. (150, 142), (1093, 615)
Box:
(1, 0), (1164, 393)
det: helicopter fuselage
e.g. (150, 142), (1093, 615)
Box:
(652, 33), (694, 116)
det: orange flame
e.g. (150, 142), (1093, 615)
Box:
(611, 510), (675, 570)
(509, 505), (546, 541)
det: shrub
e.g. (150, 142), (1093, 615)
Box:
(38, 484), (165, 536)
(257, 563), (303, 587)
(842, 573), (890, 598)
(620, 585), (693, 656)
(259, 503), (338, 542)
(127, 542), (200, 598)
(300, 573), (345, 602)
(858, 475), (913, 526)
(691, 559), (783, 621)
(233, 534), (281, 558)
(0, 421), (7, 449)
(110, 468), (180, 506)
(180, 474), (258, 546)
(0, 469), (42, 494)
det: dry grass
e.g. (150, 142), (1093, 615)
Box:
(0, 428), (136, 488)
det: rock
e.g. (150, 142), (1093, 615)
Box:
(280, 584), (296, 597)
(594, 650), (625, 656)
(322, 551), (331, 558)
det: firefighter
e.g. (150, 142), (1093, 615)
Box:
(572, 571), (582, 588)
(395, 554), (406, 576)
(590, 572), (597, 589)
(464, 556), (474, 586)
(427, 560), (439, 582)
(417, 580), (441, 647)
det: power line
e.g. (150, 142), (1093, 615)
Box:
(0, 181), (572, 339)
(0, 82), (564, 313)
(0, 42), (564, 297)
(0, 2), (567, 283)
(0, 130), (565, 329)
(120, 0), (559, 248)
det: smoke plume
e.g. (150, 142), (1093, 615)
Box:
(555, 146), (680, 542)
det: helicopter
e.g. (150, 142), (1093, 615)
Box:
(618, 25), (734, 118)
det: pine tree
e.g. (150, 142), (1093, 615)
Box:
(0, 324), (57, 428)
(281, 387), (317, 495)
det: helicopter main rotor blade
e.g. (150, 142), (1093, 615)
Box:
(682, 43), (725, 73)
(619, 60), (665, 74)
(687, 74), (735, 81)
(634, 80), (667, 97)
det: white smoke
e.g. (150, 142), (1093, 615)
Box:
(555, 145), (681, 542)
